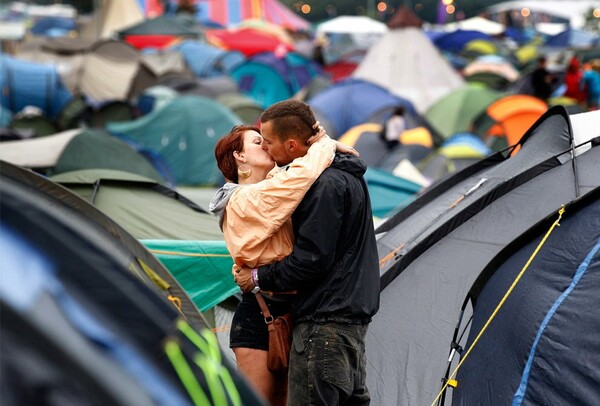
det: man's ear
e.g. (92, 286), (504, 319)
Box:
(286, 139), (298, 153)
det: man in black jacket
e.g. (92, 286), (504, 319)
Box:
(235, 100), (380, 405)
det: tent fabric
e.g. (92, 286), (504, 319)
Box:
(367, 107), (600, 406)
(128, 51), (191, 97)
(474, 94), (548, 148)
(81, 0), (144, 39)
(365, 167), (422, 218)
(169, 40), (245, 78)
(433, 29), (493, 52)
(308, 78), (416, 139)
(386, 6), (423, 29)
(0, 129), (81, 168)
(453, 190), (600, 405)
(231, 51), (321, 109)
(0, 55), (72, 119)
(50, 169), (222, 241)
(196, 0), (310, 31)
(107, 96), (242, 186)
(53, 129), (164, 182)
(316, 15), (388, 35)
(217, 93), (263, 124)
(424, 85), (504, 139)
(443, 16), (505, 35)
(0, 162), (207, 332)
(0, 162), (261, 405)
(353, 27), (465, 113)
(141, 240), (238, 312)
(79, 40), (140, 102)
(545, 28), (599, 48)
(207, 27), (294, 57)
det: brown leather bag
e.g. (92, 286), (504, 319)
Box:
(255, 293), (294, 372)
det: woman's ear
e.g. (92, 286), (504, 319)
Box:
(233, 150), (246, 163)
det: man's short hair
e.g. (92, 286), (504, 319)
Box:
(260, 100), (317, 144)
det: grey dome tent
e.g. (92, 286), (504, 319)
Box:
(0, 161), (264, 405)
(367, 107), (600, 405)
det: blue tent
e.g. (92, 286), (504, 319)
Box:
(308, 78), (416, 138)
(433, 29), (493, 52)
(365, 167), (421, 218)
(545, 28), (599, 48)
(107, 96), (242, 186)
(31, 16), (76, 36)
(231, 51), (322, 109)
(0, 55), (71, 118)
(168, 40), (244, 77)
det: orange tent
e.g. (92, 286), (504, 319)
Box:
(475, 94), (547, 151)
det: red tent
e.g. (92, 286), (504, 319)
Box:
(206, 28), (294, 57)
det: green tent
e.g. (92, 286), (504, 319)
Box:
(142, 240), (237, 312)
(217, 93), (263, 125)
(365, 167), (422, 219)
(53, 128), (164, 182)
(425, 84), (504, 139)
(107, 96), (242, 186)
(50, 168), (222, 240)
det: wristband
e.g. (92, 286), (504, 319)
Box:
(251, 268), (259, 288)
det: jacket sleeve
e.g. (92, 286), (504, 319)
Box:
(256, 174), (345, 291)
(224, 137), (336, 258)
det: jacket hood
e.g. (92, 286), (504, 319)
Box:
(330, 153), (367, 178)
(208, 182), (241, 230)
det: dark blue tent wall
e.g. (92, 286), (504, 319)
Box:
(454, 190), (600, 405)
(0, 55), (72, 118)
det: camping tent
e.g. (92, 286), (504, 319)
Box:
(473, 94), (548, 151)
(0, 128), (165, 181)
(424, 85), (504, 139)
(366, 108), (600, 405)
(353, 27), (465, 113)
(0, 55), (72, 119)
(79, 39), (140, 102)
(231, 51), (321, 109)
(50, 169), (222, 241)
(308, 78), (417, 139)
(452, 188), (600, 405)
(195, 0), (309, 31)
(0, 161), (262, 405)
(169, 40), (245, 77)
(80, 0), (144, 39)
(107, 96), (242, 186)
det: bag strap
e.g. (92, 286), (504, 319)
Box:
(255, 293), (274, 324)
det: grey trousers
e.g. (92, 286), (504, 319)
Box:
(288, 322), (370, 406)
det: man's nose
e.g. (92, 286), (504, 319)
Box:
(261, 143), (268, 151)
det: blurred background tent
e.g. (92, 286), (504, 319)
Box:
(195, 0), (310, 30)
(107, 95), (242, 186)
(353, 11), (465, 113)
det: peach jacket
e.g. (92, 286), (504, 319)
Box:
(209, 137), (336, 269)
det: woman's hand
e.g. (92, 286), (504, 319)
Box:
(335, 141), (359, 157)
(306, 121), (327, 146)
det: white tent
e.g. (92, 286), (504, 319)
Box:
(353, 27), (465, 113)
(444, 16), (505, 35)
(485, 0), (598, 29)
(0, 129), (81, 168)
(316, 15), (388, 35)
(80, 0), (144, 40)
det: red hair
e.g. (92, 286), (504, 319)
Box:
(215, 125), (260, 183)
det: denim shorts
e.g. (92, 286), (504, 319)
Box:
(230, 292), (292, 351)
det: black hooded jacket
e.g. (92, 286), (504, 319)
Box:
(256, 153), (380, 324)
